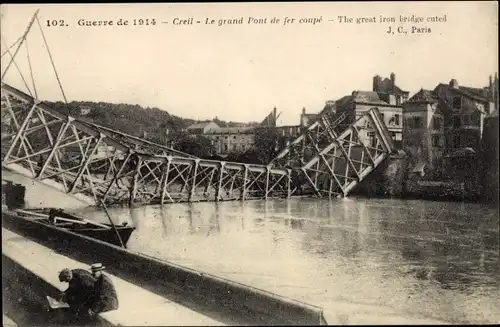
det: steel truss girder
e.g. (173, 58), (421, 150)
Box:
(87, 122), (197, 158)
(2, 83), (294, 206)
(126, 155), (292, 205)
(269, 106), (395, 198)
(1, 81), (393, 206)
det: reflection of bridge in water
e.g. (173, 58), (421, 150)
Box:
(1, 10), (396, 207)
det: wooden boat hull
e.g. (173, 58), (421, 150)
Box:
(4, 208), (135, 247)
(70, 225), (134, 247)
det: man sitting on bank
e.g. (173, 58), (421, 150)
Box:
(58, 268), (96, 320)
(88, 263), (119, 316)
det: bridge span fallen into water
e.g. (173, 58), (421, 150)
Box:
(2, 83), (396, 207)
(1, 8), (395, 207)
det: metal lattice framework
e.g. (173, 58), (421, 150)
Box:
(1, 9), (396, 207)
(1, 83), (293, 206)
(269, 105), (396, 197)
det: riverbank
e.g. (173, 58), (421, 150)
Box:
(351, 154), (498, 204)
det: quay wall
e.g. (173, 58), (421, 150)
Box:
(2, 212), (327, 326)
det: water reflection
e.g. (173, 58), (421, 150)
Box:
(76, 197), (499, 324)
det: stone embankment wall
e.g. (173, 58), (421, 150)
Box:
(351, 153), (409, 198)
(353, 151), (489, 202)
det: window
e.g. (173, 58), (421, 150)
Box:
(432, 135), (441, 147)
(394, 114), (400, 126)
(462, 115), (470, 126)
(452, 96), (461, 110)
(433, 116), (442, 130)
(412, 116), (423, 128)
(453, 116), (461, 128)
(233, 136), (236, 139)
(470, 113), (478, 125)
(396, 97), (401, 106)
(453, 134), (460, 148)
(380, 112), (384, 121)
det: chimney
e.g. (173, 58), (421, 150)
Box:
(390, 72), (396, 91)
(302, 107), (306, 115)
(273, 106), (277, 126)
(373, 75), (382, 92)
(449, 79), (459, 89)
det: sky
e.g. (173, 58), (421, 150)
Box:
(1, 2), (498, 126)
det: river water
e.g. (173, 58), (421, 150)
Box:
(4, 171), (500, 324)
(73, 198), (499, 325)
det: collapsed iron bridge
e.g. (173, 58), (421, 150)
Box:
(1, 83), (396, 207)
(1, 10), (396, 207)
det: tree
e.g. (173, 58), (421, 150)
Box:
(172, 134), (216, 158)
(252, 127), (282, 164)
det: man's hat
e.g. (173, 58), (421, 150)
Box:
(90, 263), (106, 272)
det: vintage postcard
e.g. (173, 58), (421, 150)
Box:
(1, 2), (498, 326)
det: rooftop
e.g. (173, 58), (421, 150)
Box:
(186, 121), (219, 130)
(406, 89), (438, 104)
(205, 126), (255, 134)
(352, 91), (391, 105)
(435, 82), (490, 103)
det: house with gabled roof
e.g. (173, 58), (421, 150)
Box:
(434, 78), (491, 151)
(324, 73), (409, 148)
(403, 75), (498, 177)
(402, 88), (447, 174)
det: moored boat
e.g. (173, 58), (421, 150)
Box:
(6, 207), (135, 247)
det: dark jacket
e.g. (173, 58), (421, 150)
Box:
(64, 269), (96, 309)
(91, 274), (119, 313)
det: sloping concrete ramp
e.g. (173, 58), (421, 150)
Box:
(3, 228), (224, 326)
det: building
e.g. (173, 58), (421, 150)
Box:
(275, 125), (302, 138)
(300, 107), (318, 127)
(402, 75), (498, 177)
(402, 89), (447, 173)
(183, 108), (280, 156)
(481, 110), (499, 202)
(324, 73), (408, 148)
(185, 121), (220, 135)
(318, 73), (408, 147)
(373, 73), (410, 105)
(435, 78), (492, 150)
(204, 126), (255, 155)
